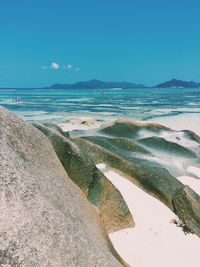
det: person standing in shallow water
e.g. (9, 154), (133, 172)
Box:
(12, 98), (21, 103)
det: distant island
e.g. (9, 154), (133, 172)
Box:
(155, 79), (200, 88)
(47, 78), (200, 90)
(46, 79), (146, 89)
(2, 78), (200, 90)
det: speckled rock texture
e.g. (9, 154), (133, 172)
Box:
(172, 185), (200, 236)
(32, 122), (134, 233)
(0, 107), (126, 267)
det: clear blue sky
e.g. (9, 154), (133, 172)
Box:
(1, 0), (200, 87)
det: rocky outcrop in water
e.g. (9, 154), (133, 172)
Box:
(66, 117), (99, 126)
(0, 107), (127, 266)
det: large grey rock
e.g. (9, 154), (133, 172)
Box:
(32, 123), (134, 233)
(0, 107), (126, 266)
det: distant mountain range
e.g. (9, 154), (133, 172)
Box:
(155, 79), (200, 88)
(47, 79), (200, 89)
(2, 78), (200, 90)
(46, 79), (146, 89)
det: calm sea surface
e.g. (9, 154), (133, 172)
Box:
(0, 88), (200, 124)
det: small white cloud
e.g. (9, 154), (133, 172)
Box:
(41, 65), (48, 69)
(51, 62), (60, 69)
(42, 62), (79, 71)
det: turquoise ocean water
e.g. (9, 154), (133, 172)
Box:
(0, 88), (200, 124)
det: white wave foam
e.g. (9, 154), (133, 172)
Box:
(188, 102), (200, 106)
(0, 89), (16, 91)
(24, 114), (63, 121)
(146, 108), (173, 115)
(64, 98), (94, 102)
(174, 107), (200, 112)
(119, 107), (141, 110)
(16, 111), (48, 116)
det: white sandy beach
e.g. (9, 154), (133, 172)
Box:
(97, 164), (200, 267)
(147, 113), (200, 136)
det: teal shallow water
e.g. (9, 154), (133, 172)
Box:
(0, 88), (200, 124)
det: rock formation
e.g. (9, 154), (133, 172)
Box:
(66, 117), (99, 126)
(0, 107), (127, 266)
(99, 118), (170, 138)
(32, 122), (134, 233)
(1, 107), (200, 267)
(71, 118), (200, 237)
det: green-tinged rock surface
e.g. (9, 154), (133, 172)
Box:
(73, 137), (182, 210)
(172, 186), (200, 236)
(72, 118), (200, 238)
(32, 122), (134, 233)
(137, 136), (197, 158)
(99, 118), (170, 138)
